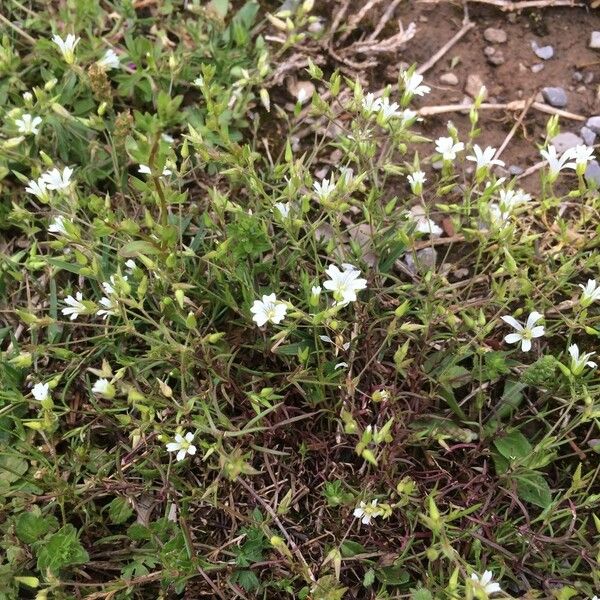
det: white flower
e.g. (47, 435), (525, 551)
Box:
(466, 145), (505, 170)
(250, 293), (288, 327)
(339, 166), (354, 185)
(61, 292), (87, 321)
(414, 216), (442, 236)
(15, 114), (42, 135)
(25, 177), (50, 202)
(193, 76), (204, 87)
(41, 167), (73, 191)
(98, 48), (119, 70)
(401, 71), (430, 97)
(498, 188), (531, 212)
(92, 378), (115, 398)
(52, 33), (80, 64)
(313, 176), (336, 201)
(138, 164), (172, 177)
(97, 297), (118, 319)
(32, 382), (50, 402)
(407, 170), (426, 194)
(591, 596), (599, 600)
(470, 571), (502, 596)
(435, 137), (464, 161)
(488, 202), (510, 227)
(377, 97), (402, 121)
(274, 202), (291, 218)
(540, 145), (575, 179)
(101, 274), (128, 296)
(353, 499), (382, 525)
(579, 279), (600, 307)
(567, 144), (595, 169)
(323, 263), (368, 305)
(166, 432), (197, 462)
(311, 285), (322, 296)
(125, 259), (137, 273)
(48, 216), (69, 236)
(501, 311), (545, 352)
(361, 93), (381, 115)
(568, 343), (597, 376)
(400, 109), (418, 125)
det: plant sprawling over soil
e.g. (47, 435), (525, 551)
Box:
(0, 1), (599, 599)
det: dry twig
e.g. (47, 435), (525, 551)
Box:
(418, 0), (584, 9)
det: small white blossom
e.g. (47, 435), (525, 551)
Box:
(435, 137), (464, 161)
(48, 216), (69, 236)
(540, 145), (575, 179)
(400, 109), (418, 125)
(470, 571), (502, 596)
(579, 279), (600, 307)
(32, 382), (50, 402)
(466, 145), (505, 170)
(193, 76), (204, 87)
(25, 177), (50, 202)
(339, 166), (354, 185)
(498, 188), (531, 212)
(274, 202), (291, 218)
(323, 263), (367, 305)
(138, 164), (172, 177)
(125, 259), (137, 273)
(501, 311), (545, 352)
(52, 33), (80, 64)
(568, 144), (595, 170)
(92, 378), (115, 398)
(361, 93), (381, 115)
(568, 344), (597, 376)
(401, 71), (431, 97)
(42, 167), (73, 191)
(101, 274), (128, 296)
(15, 114), (42, 135)
(166, 431), (197, 462)
(377, 97), (402, 121)
(61, 292), (86, 321)
(353, 499), (382, 525)
(408, 206), (442, 236)
(250, 293), (288, 327)
(313, 176), (336, 201)
(98, 48), (119, 70)
(97, 297), (118, 320)
(488, 202), (510, 227)
(407, 170), (426, 195)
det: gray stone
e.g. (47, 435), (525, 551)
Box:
(581, 126), (597, 146)
(590, 31), (600, 49)
(531, 63), (544, 74)
(484, 46), (496, 57)
(586, 116), (600, 134)
(542, 87), (567, 108)
(487, 51), (505, 66)
(551, 132), (583, 154)
(584, 72), (594, 85)
(439, 72), (459, 86)
(585, 160), (600, 187)
(465, 73), (486, 99)
(531, 41), (554, 60)
(508, 165), (524, 176)
(484, 27), (507, 44)
(404, 247), (438, 273)
(572, 71), (583, 82)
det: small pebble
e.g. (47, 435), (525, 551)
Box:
(487, 51), (505, 66)
(581, 126), (597, 146)
(287, 80), (315, 104)
(585, 160), (600, 187)
(551, 132), (583, 154)
(484, 27), (507, 44)
(572, 71), (583, 82)
(531, 41), (554, 60)
(586, 116), (600, 134)
(584, 72), (594, 85)
(590, 31), (600, 49)
(531, 63), (544, 74)
(465, 73), (486, 99)
(508, 165), (524, 176)
(576, 85), (587, 94)
(483, 46), (496, 57)
(439, 72), (459, 86)
(542, 86), (567, 108)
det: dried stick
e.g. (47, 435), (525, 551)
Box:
(416, 20), (475, 75)
(369, 0), (405, 40)
(494, 95), (536, 161)
(0, 13), (36, 44)
(338, 0), (386, 43)
(418, 0), (584, 9)
(417, 100), (586, 122)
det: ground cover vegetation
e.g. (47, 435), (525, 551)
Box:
(0, 1), (599, 599)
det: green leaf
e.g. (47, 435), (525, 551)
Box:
(494, 430), (532, 460)
(0, 455), (28, 484)
(211, 0), (230, 18)
(36, 524), (89, 575)
(411, 588), (433, 600)
(15, 511), (57, 544)
(108, 497), (134, 525)
(515, 471), (552, 508)
(375, 564), (410, 586)
(340, 540), (366, 557)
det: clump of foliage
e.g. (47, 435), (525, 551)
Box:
(0, 1), (599, 599)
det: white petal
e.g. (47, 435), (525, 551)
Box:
(530, 326), (545, 338)
(176, 449), (186, 462)
(521, 338), (532, 352)
(526, 311), (543, 329)
(504, 333), (522, 345)
(501, 316), (523, 331)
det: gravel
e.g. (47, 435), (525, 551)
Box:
(439, 72), (459, 86)
(585, 160), (600, 187)
(486, 51), (505, 66)
(531, 41), (554, 60)
(580, 126), (597, 146)
(586, 116), (600, 134)
(551, 132), (582, 153)
(531, 63), (544, 74)
(542, 87), (567, 108)
(465, 73), (486, 99)
(484, 27), (507, 44)
(590, 31), (600, 50)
